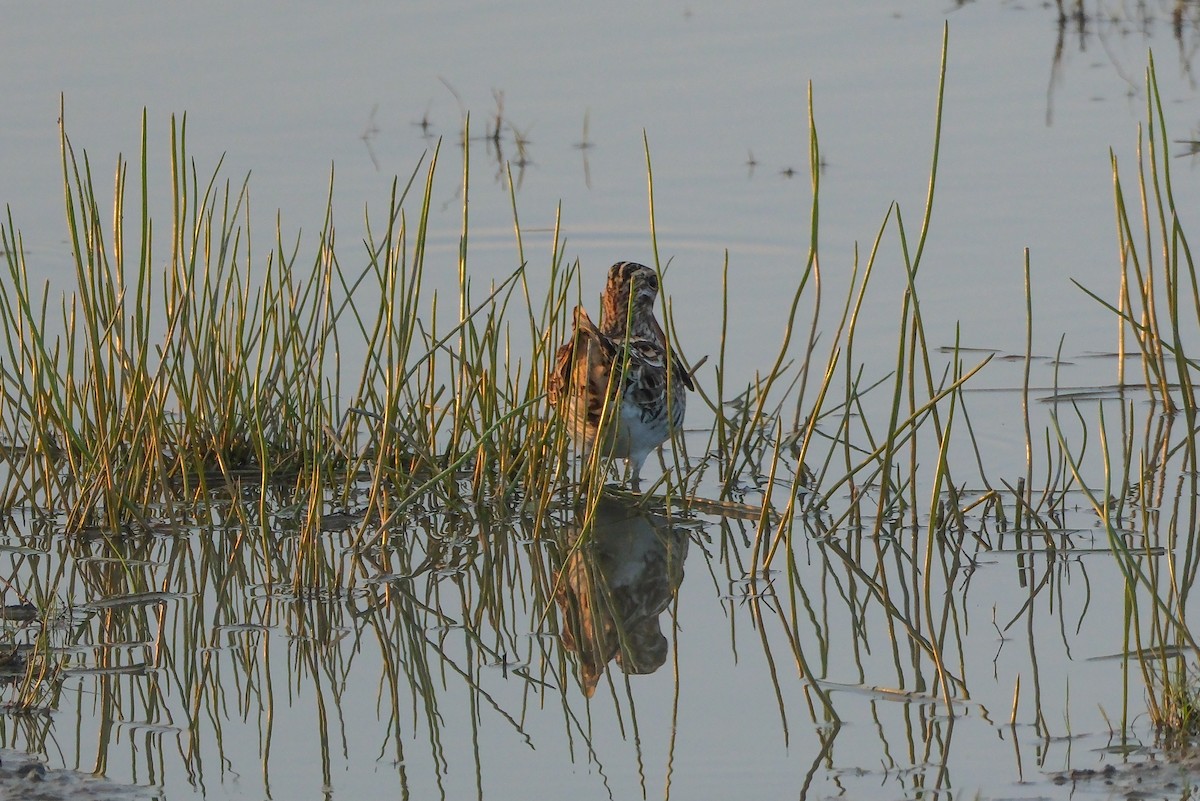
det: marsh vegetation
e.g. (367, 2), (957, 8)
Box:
(2, 32), (1200, 801)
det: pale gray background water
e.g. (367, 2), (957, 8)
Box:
(7, 2), (1189, 362)
(2, 3), (1198, 799)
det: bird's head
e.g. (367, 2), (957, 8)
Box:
(601, 261), (659, 332)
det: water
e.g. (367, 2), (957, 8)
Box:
(3, 2), (1200, 799)
(8, 2), (1190, 360)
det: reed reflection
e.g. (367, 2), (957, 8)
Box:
(553, 494), (689, 697)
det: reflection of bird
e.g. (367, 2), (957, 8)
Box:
(553, 495), (690, 697)
(549, 262), (693, 490)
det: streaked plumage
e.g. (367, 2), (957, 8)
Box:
(548, 262), (693, 489)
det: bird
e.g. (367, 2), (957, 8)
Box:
(548, 261), (693, 490)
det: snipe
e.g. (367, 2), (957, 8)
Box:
(548, 261), (693, 489)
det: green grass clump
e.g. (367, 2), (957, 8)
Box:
(0, 106), (574, 535)
(1150, 664), (1200, 742)
(0, 107), (364, 530)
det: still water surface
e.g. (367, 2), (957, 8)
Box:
(3, 2), (1200, 799)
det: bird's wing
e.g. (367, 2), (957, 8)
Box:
(549, 306), (618, 406)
